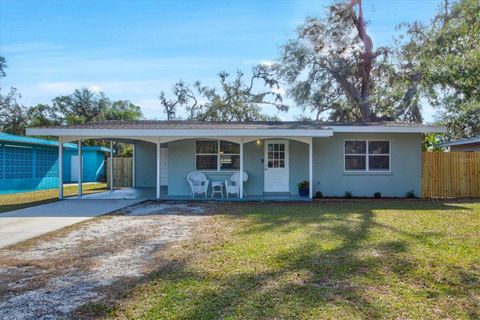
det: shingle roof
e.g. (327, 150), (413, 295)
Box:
(0, 132), (109, 152)
(0, 132), (76, 148)
(33, 120), (438, 130)
(437, 137), (480, 147)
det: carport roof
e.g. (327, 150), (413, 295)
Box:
(27, 120), (442, 130)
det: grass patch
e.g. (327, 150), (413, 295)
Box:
(106, 201), (479, 319)
(0, 183), (107, 213)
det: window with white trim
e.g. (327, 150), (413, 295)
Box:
(344, 140), (390, 172)
(195, 140), (240, 171)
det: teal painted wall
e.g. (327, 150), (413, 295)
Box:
(312, 133), (422, 197)
(0, 142), (59, 194)
(63, 149), (106, 183)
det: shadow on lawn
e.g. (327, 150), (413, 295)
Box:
(0, 185), (108, 214)
(98, 200), (479, 319)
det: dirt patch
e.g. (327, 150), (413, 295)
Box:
(0, 201), (211, 319)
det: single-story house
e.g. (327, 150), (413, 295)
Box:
(437, 137), (480, 152)
(26, 120), (446, 200)
(0, 132), (110, 194)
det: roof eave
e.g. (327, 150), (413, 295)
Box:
(26, 125), (447, 137)
(331, 125), (447, 134)
(26, 128), (335, 137)
(437, 139), (480, 147)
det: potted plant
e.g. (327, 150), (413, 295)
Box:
(297, 180), (309, 197)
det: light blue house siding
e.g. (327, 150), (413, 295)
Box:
(134, 139), (309, 196)
(164, 139), (298, 196)
(313, 133), (422, 197)
(133, 133), (422, 197)
(134, 140), (157, 188)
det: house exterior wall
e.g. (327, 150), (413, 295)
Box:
(132, 133), (422, 198)
(166, 139), (310, 196)
(0, 142), (59, 194)
(134, 141), (157, 188)
(312, 133), (422, 197)
(63, 149), (105, 183)
(449, 143), (480, 152)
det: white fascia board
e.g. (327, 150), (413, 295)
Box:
(331, 126), (447, 133)
(26, 128), (334, 138)
(437, 138), (480, 147)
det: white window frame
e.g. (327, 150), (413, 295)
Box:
(344, 140), (391, 173)
(195, 140), (240, 171)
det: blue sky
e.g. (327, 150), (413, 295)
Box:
(0, 0), (442, 121)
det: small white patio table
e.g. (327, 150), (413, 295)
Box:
(211, 181), (224, 198)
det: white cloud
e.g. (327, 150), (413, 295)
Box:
(260, 60), (275, 67)
(241, 59), (276, 67)
(88, 85), (102, 93)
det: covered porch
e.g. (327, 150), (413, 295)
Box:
(63, 136), (319, 201)
(26, 121), (335, 201)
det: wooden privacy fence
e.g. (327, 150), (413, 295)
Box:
(106, 158), (133, 188)
(422, 152), (480, 198)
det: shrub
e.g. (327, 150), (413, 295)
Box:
(405, 190), (416, 198)
(297, 180), (309, 189)
(344, 191), (353, 198)
(315, 191), (323, 198)
(374, 192), (382, 198)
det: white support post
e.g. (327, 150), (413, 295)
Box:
(58, 136), (64, 200)
(309, 138), (313, 199)
(156, 138), (161, 199)
(132, 144), (136, 188)
(109, 141), (114, 192)
(239, 137), (244, 199)
(78, 140), (83, 197)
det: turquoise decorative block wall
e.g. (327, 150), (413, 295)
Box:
(0, 135), (108, 194)
(0, 143), (59, 194)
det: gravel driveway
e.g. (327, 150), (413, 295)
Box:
(0, 202), (210, 319)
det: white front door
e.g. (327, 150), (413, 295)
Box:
(264, 140), (289, 192)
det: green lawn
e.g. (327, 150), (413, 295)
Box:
(0, 183), (107, 213)
(102, 200), (480, 319)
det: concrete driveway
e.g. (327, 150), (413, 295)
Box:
(0, 199), (143, 248)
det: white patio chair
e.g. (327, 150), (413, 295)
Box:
(225, 171), (248, 198)
(187, 172), (210, 198)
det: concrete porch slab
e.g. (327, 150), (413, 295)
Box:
(74, 188), (310, 202)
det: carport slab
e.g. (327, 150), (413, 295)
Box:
(0, 199), (143, 248)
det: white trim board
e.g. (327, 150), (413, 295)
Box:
(26, 128), (334, 137)
(26, 125), (445, 138)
